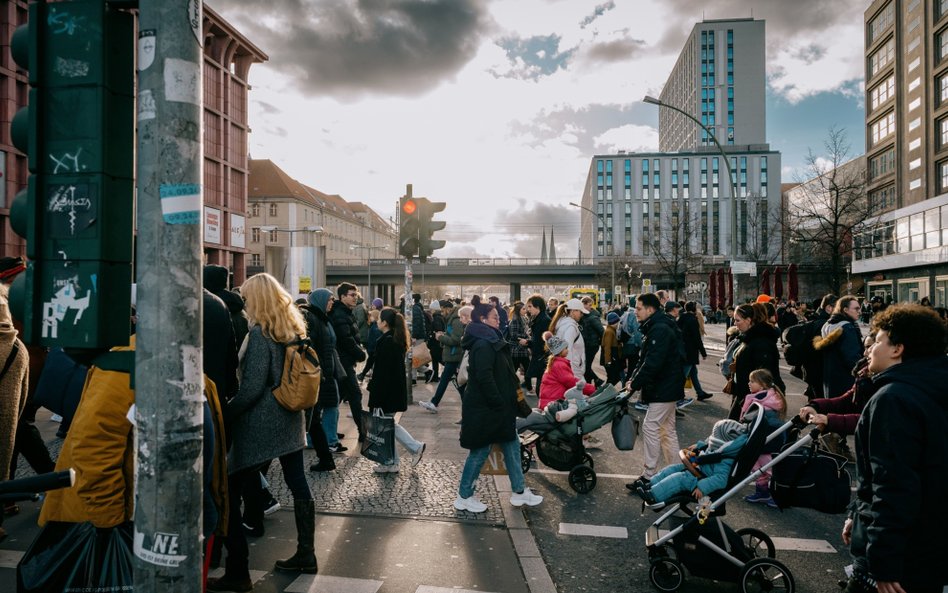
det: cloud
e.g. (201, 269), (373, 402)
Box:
(207, 0), (490, 98)
(580, 1), (616, 29)
(585, 38), (646, 63)
(510, 103), (654, 154)
(593, 124), (659, 154)
(491, 34), (576, 80)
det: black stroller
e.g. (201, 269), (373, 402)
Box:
(518, 383), (632, 493)
(643, 402), (829, 593)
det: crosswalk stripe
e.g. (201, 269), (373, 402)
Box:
(531, 468), (637, 479)
(559, 523), (629, 539)
(285, 574), (384, 593)
(0, 550), (24, 569)
(208, 568), (268, 584)
(772, 537), (837, 553)
(416, 587), (506, 593)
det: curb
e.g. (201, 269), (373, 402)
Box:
(494, 475), (558, 593)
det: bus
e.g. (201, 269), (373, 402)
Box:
(567, 287), (598, 310)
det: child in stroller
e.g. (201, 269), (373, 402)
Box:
(632, 419), (748, 505)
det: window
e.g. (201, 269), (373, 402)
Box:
(869, 185), (895, 214)
(712, 201), (720, 255)
(869, 38), (894, 78)
(940, 160), (948, 191)
(940, 0), (948, 19)
(926, 207), (942, 248)
(868, 3), (894, 44)
(268, 230), (278, 243)
(869, 76), (895, 111)
(871, 112), (895, 146)
(940, 29), (948, 61)
(251, 227), (260, 243)
(869, 148), (896, 180)
(250, 254), (261, 267)
(940, 116), (948, 148)
(251, 203), (260, 217)
(269, 203), (278, 217)
(940, 73), (948, 105)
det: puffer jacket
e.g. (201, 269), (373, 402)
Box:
(302, 303), (341, 408)
(553, 316), (585, 380)
(539, 355), (595, 409)
(367, 331), (408, 414)
(459, 323), (519, 450)
(580, 309), (604, 352)
(628, 311), (685, 404)
(438, 309), (465, 363)
(813, 314), (862, 399)
(852, 355), (948, 589)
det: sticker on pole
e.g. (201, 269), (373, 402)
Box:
(138, 30), (156, 71)
(160, 183), (201, 225)
(134, 529), (187, 567)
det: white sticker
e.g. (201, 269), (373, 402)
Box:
(163, 58), (200, 105)
(187, 0), (202, 45)
(134, 529), (187, 567)
(160, 183), (201, 225)
(138, 29), (156, 71)
(138, 89), (156, 121)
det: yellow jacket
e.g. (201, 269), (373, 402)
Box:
(40, 339), (229, 532)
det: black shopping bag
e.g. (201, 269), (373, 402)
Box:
(18, 521), (133, 592)
(32, 348), (88, 424)
(360, 410), (396, 465)
(611, 405), (639, 451)
(770, 440), (852, 514)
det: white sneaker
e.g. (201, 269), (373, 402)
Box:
(373, 463), (399, 473)
(411, 443), (426, 467)
(510, 487), (543, 507)
(418, 400), (438, 413)
(453, 495), (487, 513)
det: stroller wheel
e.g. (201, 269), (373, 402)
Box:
(582, 452), (594, 468)
(648, 557), (684, 592)
(520, 446), (533, 474)
(740, 557), (795, 593)
(568, 465), (597, 494)
(735, 527), (776, 559)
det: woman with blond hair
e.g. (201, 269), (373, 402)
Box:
(209, 274), (318, 592)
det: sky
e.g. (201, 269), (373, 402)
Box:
(210, 0), (869, 260)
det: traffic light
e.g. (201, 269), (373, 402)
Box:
(399, 196), (420, 259)
(8, 0), (135, 348)
(417, 199), (446, 263)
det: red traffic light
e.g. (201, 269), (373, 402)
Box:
(402, 199), (417, 215)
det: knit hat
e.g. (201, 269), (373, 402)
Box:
(707, 419), (746, 453)
(309, 288), (334, 313)
(371, 297), (383, 309)
(545, 334), (568, 356)
(756, 294), (772, 304)
(606, 311), (620, 325)
(429, 300), (441, 312)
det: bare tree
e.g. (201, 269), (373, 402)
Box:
(742, 191), (785, 266)
(787, 127), (868, 295)
(649, 200), (703, 294)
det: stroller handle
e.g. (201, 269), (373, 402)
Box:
(764, 415), (821, 445)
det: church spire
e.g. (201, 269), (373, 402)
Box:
(548, 226), (557, 265)
(540, 227), (548, 264)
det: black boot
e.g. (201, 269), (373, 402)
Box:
(274, 499), (317, 573)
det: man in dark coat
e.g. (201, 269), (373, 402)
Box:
(203, 289), (238, 402)
(679, 301), (711, 401)
(330, 282), (367, 440)
(301, 292), (338, 469)
(814, 295), (863, 399)
(625, 293), (685, 483)
(204, 264), (249, 348)
(793, 294), (835, 400)
(844, 304), (948, 593)
(580, 296), (604, 386)
(523, 294), (550, 394)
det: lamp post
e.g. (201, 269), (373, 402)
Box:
(259, 225), (324, 294)
(351, 244), (382, 299)
(570, 201), (614, 306)
(643, 94), (739, 304)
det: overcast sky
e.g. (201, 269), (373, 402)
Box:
(211, 0), (867, 259)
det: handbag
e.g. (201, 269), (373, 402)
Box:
(480, 443), (508, 475)
(515, 388), (532, 418)
(360, 409), (396, 465)
(33, 347), (88, 423)
(18, 521), (133, 593)
(721, 376), (734, 395)
(411, 342), (431, 369)
(770, 438), (852, 514)
(611, 404), (639, 451)
(455, 350), (471, 386)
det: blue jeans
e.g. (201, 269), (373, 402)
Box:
(683, 364), (708, 397)
(321, 406), (340, 446)
(458, 438), (525, 499)
(430, 361), (459, 407)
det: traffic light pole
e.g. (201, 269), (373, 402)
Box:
(404, 260), (413, 402)
(134, 0), (205, 589)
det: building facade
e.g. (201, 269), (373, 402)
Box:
(853, 0), (948, 305)
(0, 4), (266, 285)
(659, 19), (766, 153)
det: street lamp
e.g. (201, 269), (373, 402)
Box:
(570, 201), (615, 307)
(643, 94), (739, 304)
(351, 244), (382, 299)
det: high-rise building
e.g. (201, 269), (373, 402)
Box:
(853, 0), (948, 305)
(659, 19), (766, 152)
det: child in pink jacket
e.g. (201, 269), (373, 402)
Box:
(538, 332), (595, 409)
(739, 368), (787, 508)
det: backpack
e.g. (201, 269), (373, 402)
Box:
(619, 311), (643, 354)
(782, 322), (813, 366)
(272, 338), (322, 411)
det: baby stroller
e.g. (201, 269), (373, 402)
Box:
(643, 402), (826, 592)
(519, 383), (632, 493)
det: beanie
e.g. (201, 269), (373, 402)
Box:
(545, 334), (568, 356)
(371, 297), (383, 309)
(429, 300), (441, 312)
(606, 311), (620, 325)
(309, 288), (334, 313)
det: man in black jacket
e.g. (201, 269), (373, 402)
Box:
(679, 301), (711, 401)
(301, 290), (339, 468)
(522, 294), (550, 394)
(798, 294), (836, 400)
(331, 282), (367, 441)
(580, 296), (604, 386)
(625, 293), (685, 484)
(844, 304), (948, 593)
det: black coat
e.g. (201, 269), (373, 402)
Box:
(367, 331), (408, 414)
(580, 309), (604, 351)
(677, 312), (707, 365)
(628, 311), (685, 404)
(302, 304), (340, 408)
(528, 310), (551, 359)
(203, 289), (238, 401)
(459, 323), (519, 450)
(813, 314), (863, 399)
(852, 355), (948, 588)
(728, 322), (785, 420)
(329, 304), (365, 367)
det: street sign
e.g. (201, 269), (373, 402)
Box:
(642, 278), (652, 293)
(731, 261), (757, 276)
(614, 285), (622, 295)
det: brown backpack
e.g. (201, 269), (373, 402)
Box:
(272, 338), (321, 411)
